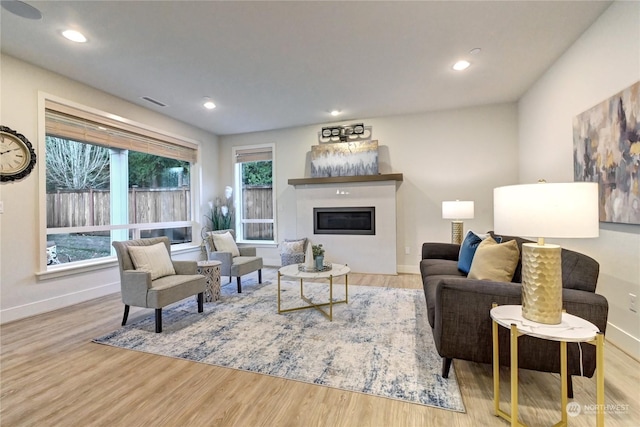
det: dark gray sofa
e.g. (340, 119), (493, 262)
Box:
(420, 233), (608, 397)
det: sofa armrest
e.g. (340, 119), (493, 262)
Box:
(421, 242), (460, 261)
(239, 246), (256, 256)
(121, 270), (152, 307)
(172, 260), (197, 275)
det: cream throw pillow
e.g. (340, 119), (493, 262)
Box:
(468, 236), (520, 282)
(211, 231), (240, 257)
(128, 242), (176, 280)
(280, 239), (305, 255)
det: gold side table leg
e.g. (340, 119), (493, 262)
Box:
(560, 341), (568, 425)
(596, 332), (605, 427)
(492, 316), (500, 416)
(329, 274), (333, 321)
(277, 271), (281, 313)
(345, 273), (348, 303)
(510, 323), (519, 427)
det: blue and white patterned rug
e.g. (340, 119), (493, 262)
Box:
(94, 279), (465, 412)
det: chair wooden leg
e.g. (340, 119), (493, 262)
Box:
(442, 357), (452, 378)
(237, 276), (242, 293)
(258, 269), (262, 284)
(197, 292), (204, 312)
(155, 308), (162, 333)
(121, 305), (130, 326)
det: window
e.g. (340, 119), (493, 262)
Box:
(233, 144), (276, 243)
(44, 99), (198, 267)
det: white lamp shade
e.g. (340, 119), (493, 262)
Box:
(442, 200), (474, 219)
(493, 182), (599, 238)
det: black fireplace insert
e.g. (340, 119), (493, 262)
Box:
(313, 207), (375, 235)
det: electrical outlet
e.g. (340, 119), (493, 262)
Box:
(405, 246), (410, 255)
(0, 201), (3, 214)
(630, 293), (637, 313)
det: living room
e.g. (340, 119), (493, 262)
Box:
(1, 1), (638, 425)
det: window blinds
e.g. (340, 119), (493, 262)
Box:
(45, 100), (198, 163)
(234, 146), (273, 163)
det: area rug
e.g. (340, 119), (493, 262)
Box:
(93, 280), (465, 412)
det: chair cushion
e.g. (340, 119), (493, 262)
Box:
(128, 242), (176, 280)
(230, 256), (263, 277)
(210, 231), (240, 257)
(468, 237), (520, 282)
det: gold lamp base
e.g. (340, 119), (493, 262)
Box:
(521, 242), (562, 325)
(451, 221), (464, 245)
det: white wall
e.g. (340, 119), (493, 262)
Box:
(0, 55), (219, 323)
(219, 103), (519, 273)
(518, 1), (640, 359)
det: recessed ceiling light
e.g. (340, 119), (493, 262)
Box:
(203, 99), (216, 110)
(469, 48), (482, 55)
(330, 110), (341, 116)
(1, 0), (42, 20)
(62, 29), (87, 43)
(452, 60), (470, 71)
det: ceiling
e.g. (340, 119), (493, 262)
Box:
(1, 1), (611, 136)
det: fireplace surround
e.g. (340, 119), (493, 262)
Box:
(292, 177), (400, 274)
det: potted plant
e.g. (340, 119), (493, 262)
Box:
(312, 244), (325, 270)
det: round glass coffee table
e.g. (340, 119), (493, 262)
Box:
(277, 263), (350, 321)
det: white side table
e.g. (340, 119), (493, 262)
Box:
(197, 260), (222, 302)
(490, 304), (604, 427)
(277, 263), (350, 321)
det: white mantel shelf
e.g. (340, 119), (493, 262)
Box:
(288, 173), (403, 186)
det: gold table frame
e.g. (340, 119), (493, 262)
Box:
(277, 263), (350, 321)
(490, 304), (605, 427)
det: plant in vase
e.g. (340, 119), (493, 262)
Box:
(312, 244), (325, 270)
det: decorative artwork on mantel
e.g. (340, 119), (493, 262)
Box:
(311, 140), (379, 178)
(573, 80), (640, 225)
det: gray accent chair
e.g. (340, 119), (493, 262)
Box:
(420, 232), (608, 398)
(203, 229), (263, 293)
(112, 236), (206, 333)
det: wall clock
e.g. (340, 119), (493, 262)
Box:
(0, 125), (37, 182)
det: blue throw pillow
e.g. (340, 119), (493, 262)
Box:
(458, 231), (503, 274)
(457, 231), (482, 274)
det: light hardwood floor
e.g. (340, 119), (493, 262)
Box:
(1, 269), (638, 426)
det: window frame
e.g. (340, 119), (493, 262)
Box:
(38, 93), (202, 275)
(232, 143), (277, 245)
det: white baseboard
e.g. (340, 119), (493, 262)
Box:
(0, 282), (120, 325)
(605, 321), (640, 361)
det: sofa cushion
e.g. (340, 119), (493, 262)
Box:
(128, 242), (176, 280)
(468, 237), (520, 282)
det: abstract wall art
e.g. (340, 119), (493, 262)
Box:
(311, 140), (378, 178)
(573, 81), (640, 225)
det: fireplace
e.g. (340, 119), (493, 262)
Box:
(313, 207), (375, 235)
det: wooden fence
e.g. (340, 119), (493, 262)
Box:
(242, 186), (273, 240)
(46, 188), (191, 228)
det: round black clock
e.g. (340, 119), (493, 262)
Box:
(0, 125), (37, 182)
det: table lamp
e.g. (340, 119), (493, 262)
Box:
(493, 181), (599, 324)
(442, 200), (474, 245)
